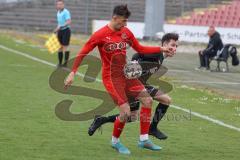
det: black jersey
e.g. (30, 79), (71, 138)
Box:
(131, 52), (164, 84)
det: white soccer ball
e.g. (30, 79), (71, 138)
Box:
(123, 60), (142, 79)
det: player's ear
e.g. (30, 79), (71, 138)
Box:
(162, 41), (167, 47)
(112, 15), (117, 21)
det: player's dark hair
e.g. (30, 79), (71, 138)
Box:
(161, 33), (179, 45)
(113, 4), (131, 18)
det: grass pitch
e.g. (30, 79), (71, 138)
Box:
(0, 33), (240, 160)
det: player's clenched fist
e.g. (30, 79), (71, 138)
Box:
(64, 71), (75, 89)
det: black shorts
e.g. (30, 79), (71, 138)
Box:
(129, 85), (159, 111)
(57, 28), (71, 46)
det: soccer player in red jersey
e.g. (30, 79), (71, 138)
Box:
(64, 5), (174, 155)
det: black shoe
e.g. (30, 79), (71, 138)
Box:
(149, 128), (168, 140)
(88, 115), (105, 136)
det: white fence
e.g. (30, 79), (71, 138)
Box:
(164, 24), (240, 45)
(93, 20), (240, 45)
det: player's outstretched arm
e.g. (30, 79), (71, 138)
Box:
(64, 35), (99, 89)
(129, 30), (174, 57)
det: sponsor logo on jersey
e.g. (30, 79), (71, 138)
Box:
(121, 33), (128, 39)
(103, 41), (132, 53)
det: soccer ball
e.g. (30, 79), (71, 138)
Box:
(123, 60), (142, 79)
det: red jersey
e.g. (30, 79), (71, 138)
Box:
(72, 25), (161, 80)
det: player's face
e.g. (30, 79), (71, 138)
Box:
(113, 16), (128, 30)
(56, 1), (64, 10)
(163, 39), (178, 54)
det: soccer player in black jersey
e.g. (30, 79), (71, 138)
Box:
(88, 33), (179, 140)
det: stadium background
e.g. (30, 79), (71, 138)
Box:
(0, 0), (240, 160)
(0, 0), (233, 33)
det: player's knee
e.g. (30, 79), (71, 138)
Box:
(162, 95), (171, 105)
(119, 109), (131, 122)
(142, 97), (153, 107)
(59, 46), (63, 51)
(62, 46), (68, 51)
(119, 114), (129, 122)
(166, 96), (172, 105)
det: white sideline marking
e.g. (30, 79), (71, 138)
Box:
(0, 45), (56, 67)
(0, 45), (102, 82)
(168, 69), (190, 73)
(1, 44), (240, 132)
(171, 105), (240, 132)
(173, 80), (240, 85)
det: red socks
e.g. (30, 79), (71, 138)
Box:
(112, 117), (126, 138)
(112, 107), (151, 142)
(140, 107), (152, 135)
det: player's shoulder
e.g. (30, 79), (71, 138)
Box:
(91, 25), (110, 38)
(122, 26), (131, 32)
(64, 8), (70, 14)
(122, 27), (133, 35)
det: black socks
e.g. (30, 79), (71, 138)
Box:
(58, 51), (70, 66)
(104, 114), (119, 123)
(64, 51), (70, 65)
(58, 51), (63, 65)
(99, 103), (169, 129)
(150, 103), (169, 129)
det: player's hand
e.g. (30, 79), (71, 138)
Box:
(53, 26), (60, 34)
(161, 47), (175, 57)
(64, 71), (75, 89)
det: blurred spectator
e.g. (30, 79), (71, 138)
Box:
(198, 26), (223, 70)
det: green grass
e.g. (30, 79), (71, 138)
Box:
(0, 33), (240, 160)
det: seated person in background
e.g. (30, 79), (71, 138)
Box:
(198, 26), (223, 70)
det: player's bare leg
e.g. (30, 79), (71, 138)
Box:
(137, 90), (162, 151)
(153, 91), (172, 105)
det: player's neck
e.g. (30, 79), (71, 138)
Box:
(163, 52), (167, 58)
(58, 8), (64, 12)
(108, 23), (119, 32)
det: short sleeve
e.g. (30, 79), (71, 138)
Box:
(64, 10), (71, 20)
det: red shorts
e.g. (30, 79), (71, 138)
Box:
(103, 78), (145, 106)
